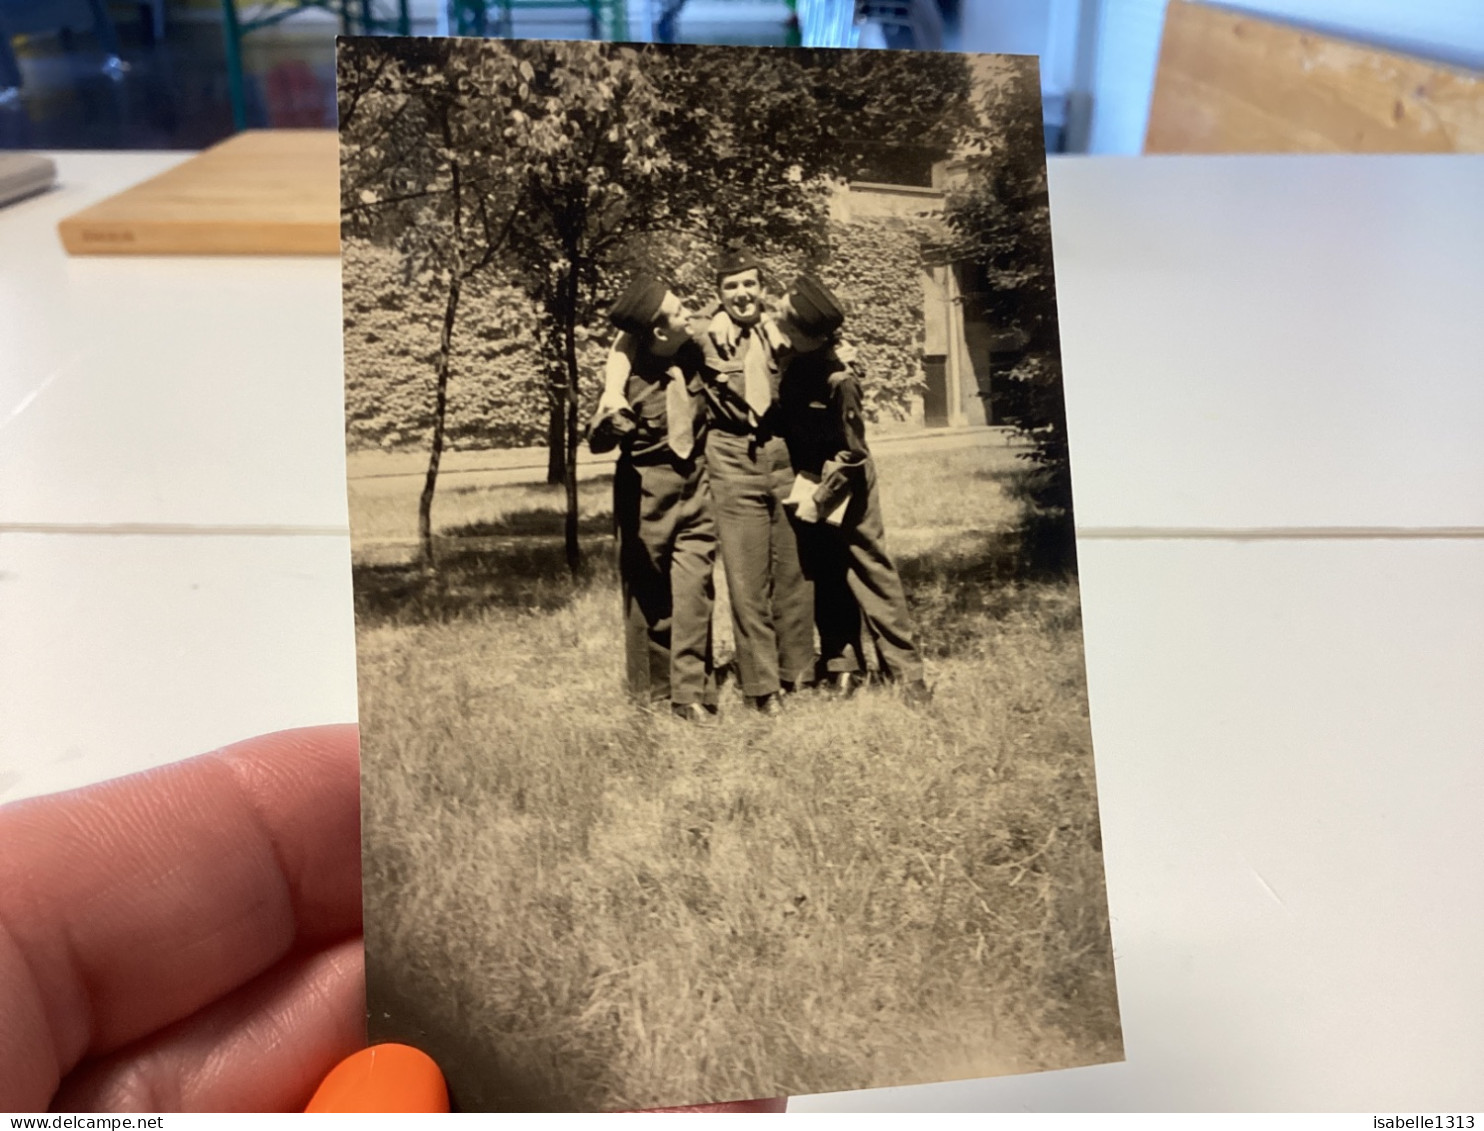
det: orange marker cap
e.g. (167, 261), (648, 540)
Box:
(305, 1043), (450, 1113)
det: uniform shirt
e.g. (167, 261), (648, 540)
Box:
(590, 338), (708, 465)
(695, 311), (784, 435)
(777, 347), (871, 478)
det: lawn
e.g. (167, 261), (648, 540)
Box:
(352, 440), (1121, 1111)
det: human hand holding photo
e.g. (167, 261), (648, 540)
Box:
(0, 726), (784, 1113)
(0, 726), (365, 1112)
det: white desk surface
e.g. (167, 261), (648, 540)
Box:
(1, 152), (1481, 1112)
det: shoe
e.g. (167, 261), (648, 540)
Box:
(902, 679), (933, 706)
(751, 692), (784, 716)
(672, 702), (718, 726)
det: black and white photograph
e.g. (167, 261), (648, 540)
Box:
(340, 36), (1121, 1111)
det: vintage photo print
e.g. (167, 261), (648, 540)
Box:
(339, 37), (1121, 1111)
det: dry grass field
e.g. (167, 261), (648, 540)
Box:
(352, 441), (1121, 1111)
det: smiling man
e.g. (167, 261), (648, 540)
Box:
(695, 243), (815, 713)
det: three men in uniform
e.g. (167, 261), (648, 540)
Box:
(591, 251), (929, 721)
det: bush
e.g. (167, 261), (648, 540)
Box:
(345, 209), (938, 453)
(343, 239), (551, 451)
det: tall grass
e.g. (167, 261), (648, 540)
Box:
(354, 443), (1120, 1110)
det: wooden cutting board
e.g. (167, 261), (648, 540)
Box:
(1147, 0), (1484, 154)
(58, 129), (340, 255)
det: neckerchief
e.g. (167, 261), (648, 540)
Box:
(663, 364), (694, 459)
(709, 309), (785, 419)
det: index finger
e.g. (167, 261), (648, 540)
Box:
(0, 724), (361, 1110)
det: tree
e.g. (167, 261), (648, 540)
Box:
(941, 58), (1075, 571)
(342, 40), (980, 574)
(640, 46), (974, 426)
(487, 42), (688, 572)
(339, 39), (527, 567)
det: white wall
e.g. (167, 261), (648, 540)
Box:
(955, 0), (1091, 96)
(1087, 0), (1484, 154)
(951, 0), (1098, 146)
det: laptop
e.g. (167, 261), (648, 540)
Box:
(0, 153), (57, 208)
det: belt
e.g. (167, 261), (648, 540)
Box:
(707, 418), (752, 437)
(709, 422), (781, 443)
(625, 447), (703, 471)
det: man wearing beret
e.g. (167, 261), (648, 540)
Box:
(589, 275), (718, 724)
(694, 244), (815, 714)
(775, 274), (930, 703)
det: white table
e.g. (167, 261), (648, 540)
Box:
(2, 152), (1481, 1112)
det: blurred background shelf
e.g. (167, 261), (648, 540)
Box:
(2, 1), (1480, 154)
(1, 0), (904, 148)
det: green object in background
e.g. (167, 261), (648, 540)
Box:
(447, 0), (626, 41)
(220, 0), (411, 131)
(221, 0), (629, 130)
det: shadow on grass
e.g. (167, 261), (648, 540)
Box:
(968, 464), (1026, 487)
(898, 505), (1076, 592)
(897, 506), (1079, 659)
(957, 460), (1077, 578)
(443, 471), (616, 498)
(368, 957), (622, 1112)
(445, 506), (613, 539)
(1018, 506), (1079, 579)
(355, 458), (1077, 631)
(354, 535), (615, 625)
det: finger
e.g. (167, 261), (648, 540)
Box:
(0, 724), (361, 1111)
(51, 937), (365, 1113)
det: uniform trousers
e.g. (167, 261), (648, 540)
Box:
(802, 458), (924, 684)
(705, 430), (815, 697)
(614, 453), (716, 707)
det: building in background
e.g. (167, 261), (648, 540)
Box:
(831, 171), (1020, 433)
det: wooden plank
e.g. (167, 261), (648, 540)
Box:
(1146, 0), (1484, 154)
(58, 130), (339, 255)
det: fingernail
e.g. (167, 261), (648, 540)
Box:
(305, 1043), (450, 1113)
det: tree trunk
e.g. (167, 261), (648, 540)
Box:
(546, 394), (564, 484)
(561, 263), (583, 575)
(417, 110), (464, 569)
(418, 268), (462, 568)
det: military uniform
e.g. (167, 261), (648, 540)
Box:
(776, 283), (925, 687)
(590, 335), (717, 710)
(698, 310), (816, 699)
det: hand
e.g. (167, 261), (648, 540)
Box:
(0, 727), (785, 1113)
(596, 388), (630, 415)
(0, 726), (364, 1112)
(760, 316), (790, 353)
